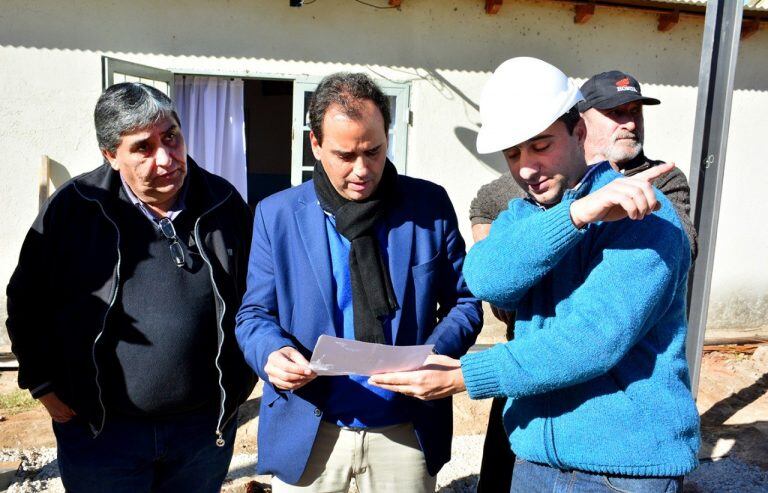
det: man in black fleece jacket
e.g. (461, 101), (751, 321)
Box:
(6, 83), (255, 493)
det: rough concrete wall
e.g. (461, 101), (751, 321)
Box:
(0, 300), (6, 346)
(0, 0), (766, 341)
(705, 85), (768, 333)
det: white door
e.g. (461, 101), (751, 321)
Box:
(102, 56), (175, 99)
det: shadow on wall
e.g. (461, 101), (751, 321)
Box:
(417, 67), (510, 175)
(48, 157), (72, 192)
(454, 126), (508, 175)
(41, 156), (73, 209)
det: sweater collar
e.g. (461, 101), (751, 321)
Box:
(562, 161), (621, 202)
(523, 161), (618, 209)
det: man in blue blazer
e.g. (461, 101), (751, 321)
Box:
(235, 73), (482, 492)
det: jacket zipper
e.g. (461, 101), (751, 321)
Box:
(74, 185), (121, 438)
(76, 184), (236, 444)
(194, 191), (234, 447)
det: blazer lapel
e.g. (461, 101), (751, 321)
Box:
(295, 193), (336, 334)
(386, 203), (414, 345)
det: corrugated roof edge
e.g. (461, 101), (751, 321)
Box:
(657, 0), (767, 11)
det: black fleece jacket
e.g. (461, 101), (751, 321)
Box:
(6, 158), (256, 439)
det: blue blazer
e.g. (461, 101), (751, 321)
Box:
(235, 177), (483, 483)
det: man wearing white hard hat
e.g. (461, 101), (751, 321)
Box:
(371, 57), (700, 492)
(469, 67), (699, 493)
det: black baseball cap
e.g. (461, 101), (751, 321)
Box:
(577, 70), (660, 112)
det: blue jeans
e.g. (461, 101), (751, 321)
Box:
(53, 410), (236, 493)
(511, 458), (684, 493)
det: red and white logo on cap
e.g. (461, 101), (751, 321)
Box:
(615, 77), (637, 93)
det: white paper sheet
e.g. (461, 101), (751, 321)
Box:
(308, 335), (434, 376)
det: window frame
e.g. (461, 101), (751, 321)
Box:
(102, 56), (175, 99)
(290, 76), (410, 187)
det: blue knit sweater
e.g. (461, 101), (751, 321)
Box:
(461, 162), (700, 477)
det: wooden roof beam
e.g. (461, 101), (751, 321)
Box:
(657, 11), (679, 32)
(574, 3), (595, 24)
(559, 0), (766, 36)
(742, 18), (761, 39)
(486, 0), (503, 15)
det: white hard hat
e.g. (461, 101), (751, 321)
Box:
(476, 57), (584, 154)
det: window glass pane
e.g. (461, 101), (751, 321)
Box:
(387, 96), (396, 128)
(293, 82), (406, 185)
(118, 76), (169, 95)
(303, 92), (393, 128)
(303, 131), (315, 167)
(137, 78), (169, 95)
(156, 81), (169, 95)
(387, 130), (395, 162)
(304, 91), (314, 127)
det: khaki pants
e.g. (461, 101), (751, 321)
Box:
(272, 421), (437, 493)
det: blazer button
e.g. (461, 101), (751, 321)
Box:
(314, 408), (322, 417)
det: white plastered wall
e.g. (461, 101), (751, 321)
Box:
(0, 0), (766, 344)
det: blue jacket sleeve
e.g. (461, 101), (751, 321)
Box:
(461, 212), (689, 399)
(464, 198), (585, 311)
(235, 202), (296, 382)
(424, 188), (484, 357)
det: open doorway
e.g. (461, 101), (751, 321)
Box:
(173, 75), (294, 209)
(244, 79), (293, 207)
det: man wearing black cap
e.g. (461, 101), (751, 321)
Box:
(579, 70), (697, 257)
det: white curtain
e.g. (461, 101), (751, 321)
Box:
(174, 76), (247, 200)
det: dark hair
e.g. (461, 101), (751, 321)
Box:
(556, 105), (581, 134)
(308, 73), (390, 146)
(94, 82), (180, 153)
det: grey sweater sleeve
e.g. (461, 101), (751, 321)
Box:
(653, 167), (699, 260)
(468, 173), (525, 339)
(469, 173), (526, 225)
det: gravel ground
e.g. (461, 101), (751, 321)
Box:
(685, 458), (768, 493)
(3, 437), (767, 493)
(2, 448), (62, 493)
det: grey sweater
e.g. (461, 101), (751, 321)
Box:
(469, 173), (525, 227)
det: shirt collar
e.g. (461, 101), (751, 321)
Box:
(119, 173), (188, 223)
(572, 162), (603, 192)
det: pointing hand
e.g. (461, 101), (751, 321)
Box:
(569, 162), (674, 228)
